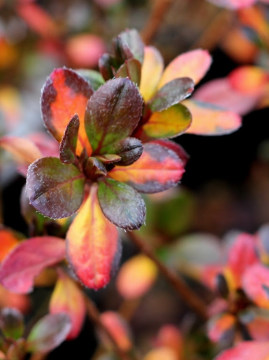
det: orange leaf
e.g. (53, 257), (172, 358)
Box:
(158, 49), (212, 88)
(100, 311), (132, 352)
(0, 284), (30, 314)
(66, 186), (119, 290)
(184, 100), (241, 135)
(144, 347), (178, 360)
(140, 46), (164, 102)
(0, 228), (22, 262)
(109, 142), (185, 193)
(50, 270), (86, 340)
(229, 66), (269, 95)
(41, 68), (93, 155)
(208, 313), (236, 343)
(116, 255), (158, 299)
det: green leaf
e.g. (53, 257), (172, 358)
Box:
(149, 77), (194, 112)
(26, 157), (85, 219)
(59, 114), (79, 164)
(116, 59), (141, 86)
(0, 308), (24, 340)
(76, 69), (105, 90)
(27, 313), (71, 353)
(85, 78), (143, 154)
(98, 178), (146, 230)
(113, 29), (144, 63)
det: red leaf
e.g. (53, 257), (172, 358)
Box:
(215, 341), (269, 360)
(109, 142), (185, 193)
(66, 186), (120, 290)
(50, 270), (86, 340)
(41, 68), (93, 155)
(242, 264), (269, 308)
(0, 237), (66, 293)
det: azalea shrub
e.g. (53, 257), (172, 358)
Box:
(0, 3), (269, 359)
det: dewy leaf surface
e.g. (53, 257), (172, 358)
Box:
(109, 143), (185, 193)
(138, 103), (192, 141)
(158, 49), (212, 88)
(59, 114), (79, 164)
(85, 77), (143, 154)
(98, 178), (146, 230)
(149, 77), (194, 112)
(41, 67), (93, 154)
(66, 186), (119, 290)
(49, 270), (86, 340)
(184, 100), (242, 135)
(26, 157), (85, 219)
(0, 236), (65, 293)
(27, 313), (71, 353)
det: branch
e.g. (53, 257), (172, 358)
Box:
(128, 231), (209, 321)
(85, 296), (138, 360)
(141, 0), (175, 44)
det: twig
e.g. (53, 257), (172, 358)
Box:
(128, 231), (209, 321)
(141, 0), (175, 44)
(85, 296), (138, 360)
(190, 9), (233, 51)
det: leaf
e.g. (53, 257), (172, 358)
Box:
(184, 100), (242, 135)
(149, 78), (194, 112)
(143, 347), (178, 360)
(98, 178), (146, 230)
(137, 104), (192, 141)
(114, 29), (144, 63)
(27, 313), (71, 353)
(140, 46), (164, 102)
(158, 49), (212, 88)
(227, 233), (258, 288)
(208, 0), (256, 9)
(49, 270), (86, 340)
(215, 341), (269, 360)
(109, 143), (185, 193)
(59, 114), (79, 164)
(207, 313), (236, 343)
(100, 311), (132, 352)
(0, 136), (41, 166)
(85, 78), (143, 154)
(155, 325), (183, 358)
(66, 186), (120, 290)
(0, 308), (24, 340)
(109, 137), (143, 166)
(229, 66), (269, 94)
(194, 78), (260, 115)
(242, 264), (269, 309)
(76, 69), (105, 90)
(116, 255), (158, 299)
(0, 285), (30, 314)
(150, 140), (189, 167)
(116, 58), (141, 86)
(0, 228), (22, 262)
(26, 157), (85, 219)
(66, 34), (106, 68)
(41, 67), (93, 155)
(0, 236), (66, 294)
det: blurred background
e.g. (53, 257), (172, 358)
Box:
(1, 0), (269, 358)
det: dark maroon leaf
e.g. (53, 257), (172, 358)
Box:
(84, 157), (107, 180)
(113, 29), (144, 63)
(85, 78), (143, 155)
(98, 53), (114, 81)
(149, 77), (194, 112)
(115, 59), (141, 86)
(26, 157), (85, 219)
(111, 137), (143, 166)
(27, 313), (71, 353)
(98, 178), (146, 230)
(59, 114), (79, 164)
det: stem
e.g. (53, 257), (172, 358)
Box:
(128, 231), (209, 321)
(190, 9), (233, 51)
(84, 296), (138, 360)
(141, 0), (175, 44)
